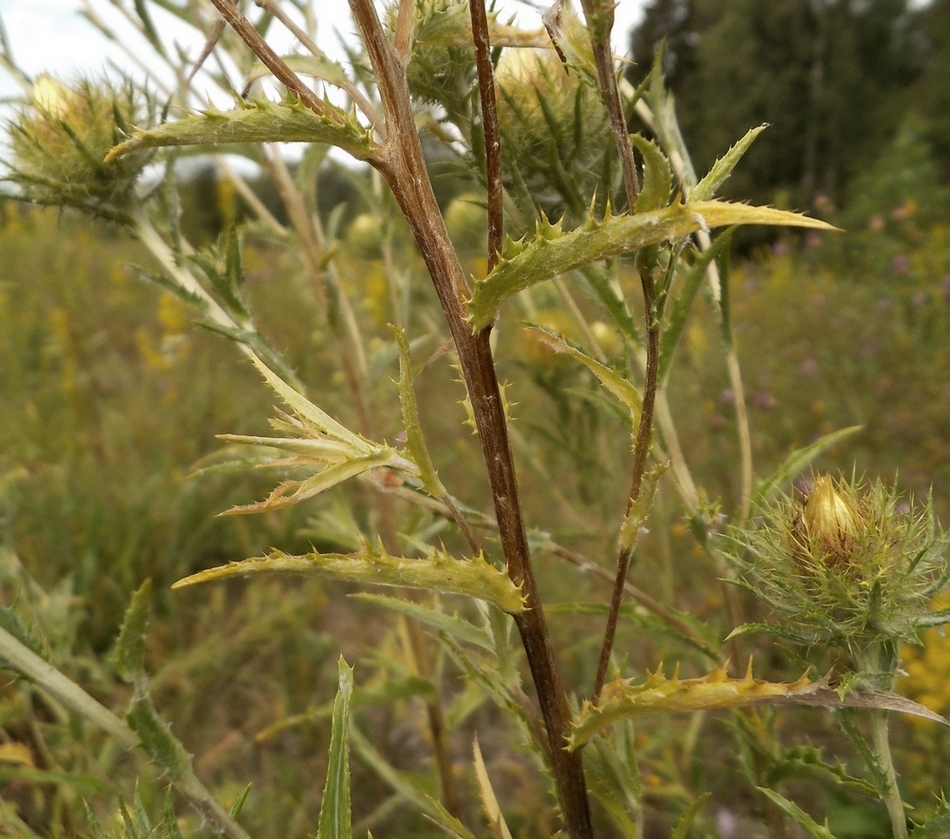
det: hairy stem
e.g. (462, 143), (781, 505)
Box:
(869, 710), (908, 839)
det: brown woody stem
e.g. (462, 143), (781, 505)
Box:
(348, 1), (593, 835)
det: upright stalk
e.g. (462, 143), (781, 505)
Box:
(574, 0), (659, 701)
(348, 2), (593, 835)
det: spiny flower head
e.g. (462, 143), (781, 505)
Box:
(5, 75), (157, 222)
(724, 475), (950, 651)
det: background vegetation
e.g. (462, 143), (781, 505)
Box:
(2, 0), (950, 837)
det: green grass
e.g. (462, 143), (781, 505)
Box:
(3, 192), (950, 835)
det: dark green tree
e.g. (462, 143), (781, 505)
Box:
(910, 0), (950, 179)
(629, 0), (930, 210)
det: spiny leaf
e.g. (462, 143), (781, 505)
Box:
(765, 744), (878, 797)
(245, 352), (367, 451)
(473, 738), (514, 839)
(911, 795), (950, 839)
(691, 125), (767, 202)
(467, 201), (837, 330)
(630, 133), (672, 214)
(172, 539), (525, 613)
(110, 579), (151, 683)
(583, 730), (641, 838)
(570, 664), (949, 748)
(126, 693), (192, 780)
(316, 657), (353, 839)
(672, 793), (712, 839)
(756, 788), (836, 839)
(106, 97), (377, 163)
(570, 664), (818, 747)
(217, 448), (412, 515)
(619, 463), (667, 553)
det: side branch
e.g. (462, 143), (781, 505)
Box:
(208, 0), (341, 122)
(469, 0), (503, 266)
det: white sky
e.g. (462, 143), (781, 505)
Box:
(0, 0), (648, 102)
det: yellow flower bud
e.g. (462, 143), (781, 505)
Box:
(794, 476), (861, 567)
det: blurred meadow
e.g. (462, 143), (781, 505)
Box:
(4, 139), (950, 833)
(2, 0), (950, 837)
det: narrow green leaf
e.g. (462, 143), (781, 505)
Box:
(691, 125), (767, 202)
(349, 593), (494, 651)
(752, 426), (863, 506)
(390, 326), (448, 501)
(246, 352), (369, 450)
(523, 326), (641, 418)
(583, 733), (641, 838)
(247, 54), (351, 90)
(229, 784), (252, 819)
(350, 727), (458, 826)
(316, 657), (353, 839)
(172, 540), (525, 614)
(0, 604), (47, 662)
(126, 693), (192, 780)
(110, 579), (151, 683)
(630, 134), (672, 214)
(756, 788), (836, 839)
(106, 98), (377, 164)
(158, 791), (184, 839)
(658, 230), (735, 385)
(467, 201), (837, 330)
(473, 737), (514, 839)
(130, 265), (207, 309)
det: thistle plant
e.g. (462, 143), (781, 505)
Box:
(724, 475), (950, 838)
(3, 1), (950, 837)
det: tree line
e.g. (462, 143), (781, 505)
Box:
(627, 0), (950, 211)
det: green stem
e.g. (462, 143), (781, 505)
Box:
(0, 626), (251, 839)
(868, 709), (908, 839)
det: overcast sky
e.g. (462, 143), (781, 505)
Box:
(0, 0), (648, 102)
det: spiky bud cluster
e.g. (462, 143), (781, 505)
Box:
(6, 76), (156, 223)
(724, 475), (950, 650)
(495, 47), (611, 222)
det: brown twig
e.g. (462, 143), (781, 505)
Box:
(348, 1), (593, 835)
(572, 0), (662, 702)
(208, 0), (343, 123)
(593, 290), (659, 700)
(577, 0), (640, 207)
(469, 0), (503, 268)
